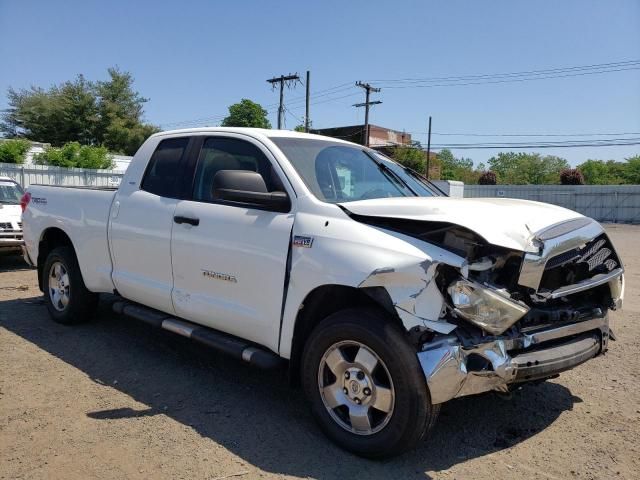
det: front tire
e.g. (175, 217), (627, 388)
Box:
(301, 308), (439, 458)
(42, 246), (98, 324)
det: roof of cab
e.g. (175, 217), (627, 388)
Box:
(151, 127), (354, 145)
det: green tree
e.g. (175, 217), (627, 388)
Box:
(221, 99), (271, 128)
(0, 139), (31, 164)
(623, 155), (640, 184)
(390, 145), (426, 172)
(487, 152), (569, 184)
(94, 68), (158, 153)
(1, 68), (158, 155)
(438, 148), (478, 183)
(576, 159), (627, 184)
(34, 142), (114, 169)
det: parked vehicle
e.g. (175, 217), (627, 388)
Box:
(21, 128), (625, 457)
(0, 176), (25, 254)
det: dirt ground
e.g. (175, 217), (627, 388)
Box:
(1, 225), (638, 480)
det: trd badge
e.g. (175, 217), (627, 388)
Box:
(293, 235), (314, 248)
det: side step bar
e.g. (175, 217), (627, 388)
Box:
(112, 300), (283, 369)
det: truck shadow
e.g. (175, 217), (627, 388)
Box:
(0, 296), (580, 479)
(0, 254), (30, 273)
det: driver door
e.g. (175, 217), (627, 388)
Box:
(170, 135), (294, 352)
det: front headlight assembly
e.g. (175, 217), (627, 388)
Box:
(447, 279), (529, 335)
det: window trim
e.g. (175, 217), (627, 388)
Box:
(182, 134), (295, 213)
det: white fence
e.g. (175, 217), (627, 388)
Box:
(464, 185), (640, 224)
(0, 162), (124, 188)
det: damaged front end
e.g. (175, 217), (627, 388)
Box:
(352, 214), (624, 405)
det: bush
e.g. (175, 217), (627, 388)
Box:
(560, 168), (585, 185)
(0, 139), (31, 164)
(478, 171), (497, 185)
(34, 142), (114, 169)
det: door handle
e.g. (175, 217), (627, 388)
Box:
(173, 215), (200, 226)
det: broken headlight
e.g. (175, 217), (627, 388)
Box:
(447, 279), (529, 335)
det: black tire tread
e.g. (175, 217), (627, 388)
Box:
(42, 246), (98, 324)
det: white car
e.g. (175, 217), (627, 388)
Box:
(21, 128), (624, 457)
(0, 176), (25, 254)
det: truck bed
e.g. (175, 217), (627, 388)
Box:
(23, 184), (117, 293)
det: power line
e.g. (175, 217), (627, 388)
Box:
(368, 60), (640, 84)
(162, 82), (357, 128)
(428, 137), (640, 145)
(375, 66), (640, 89)
(159, 59), (640, 129)
(283, 83), (356, 106)
(409, 131), (640, 138)
(369, 141), (640, 149)
(427, 139), (640, 150)
(284, 107), (305, 125)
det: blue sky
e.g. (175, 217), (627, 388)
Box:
(1, 0), (639, 165)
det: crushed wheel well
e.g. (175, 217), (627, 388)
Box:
(37, 228), (74, 291)
(288, 284), (401, 386)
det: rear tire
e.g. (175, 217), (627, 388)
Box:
(301, 308), (439, 458)
(42, 246), (98, 324)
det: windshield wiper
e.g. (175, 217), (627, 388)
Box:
(399, 166), (448, 196)
(362, 150), (418, 196)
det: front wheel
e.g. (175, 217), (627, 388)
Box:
(301, 308), (439, 458)
(42, 246), (98, 324)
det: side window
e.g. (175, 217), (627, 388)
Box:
(141, 137), (189, 197)
(192, 137), (284, 202)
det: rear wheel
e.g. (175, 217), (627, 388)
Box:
(301, 308), (439, 458)
(43, 246), (98, 324)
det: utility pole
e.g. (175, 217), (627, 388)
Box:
(353, 81), (381, 147)
(426, 116), (432, 179)
(266, 73), (300, 129)
(305, 70), (311, 133)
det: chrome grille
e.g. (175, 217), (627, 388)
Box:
(0, 222), (12, 230)
(540, 234), (620, 291)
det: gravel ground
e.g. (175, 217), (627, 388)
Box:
(1, 224), (638, 480)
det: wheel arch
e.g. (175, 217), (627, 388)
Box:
(37, 227), (75, 292)
(288, 284), (402, 385)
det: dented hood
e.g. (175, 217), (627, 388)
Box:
(340, 196), (584, 253)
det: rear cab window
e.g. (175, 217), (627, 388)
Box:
(141, 137), (189, 198)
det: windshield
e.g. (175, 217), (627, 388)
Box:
(270, 138), (438, 203)
(0, 180), (23, 204)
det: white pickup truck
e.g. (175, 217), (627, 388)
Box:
(22, 128), (624, 457)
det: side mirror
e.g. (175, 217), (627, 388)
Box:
(213, 170), (290, 212)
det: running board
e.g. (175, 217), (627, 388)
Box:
(112, 300), (283, 369)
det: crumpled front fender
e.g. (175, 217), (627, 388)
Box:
(357, 253), (464, 334)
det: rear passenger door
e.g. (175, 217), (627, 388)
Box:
(110, 137), (191, 314)
(170, 135), (295, 352)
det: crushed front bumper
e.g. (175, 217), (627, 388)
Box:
(418, 314), (610, 404)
